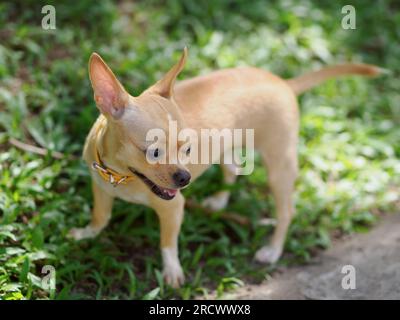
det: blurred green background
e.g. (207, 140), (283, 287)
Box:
(0, 0), (399, 299)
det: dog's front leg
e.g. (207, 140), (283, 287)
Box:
(153, 193), (185, 288)
(69, 181), (114, 240)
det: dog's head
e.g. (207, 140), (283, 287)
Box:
(88, 48), (191, 200)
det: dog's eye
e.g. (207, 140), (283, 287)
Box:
(145, 148), (163, 163)
(186, 147), (191, 156)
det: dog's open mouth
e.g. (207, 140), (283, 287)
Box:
(128, 167), (177, 200)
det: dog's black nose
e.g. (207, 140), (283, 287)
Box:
(172, 170), (191, 188)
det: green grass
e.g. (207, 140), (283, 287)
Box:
(1, 0), (400, 300)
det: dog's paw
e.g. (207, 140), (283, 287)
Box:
(254, 245), (282, 264)
(202, 192), (229, 211)
(67, 226), (98, 241)
(163, 264), (185, 288)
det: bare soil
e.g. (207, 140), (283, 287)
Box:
(210, 213), (400, 300)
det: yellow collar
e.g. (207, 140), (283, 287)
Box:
(92, 149), (135, 187)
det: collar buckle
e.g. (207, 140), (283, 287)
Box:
(93, 148), (135, 187)
(92, 160), (130, 187)
(92, 161), (107, 173)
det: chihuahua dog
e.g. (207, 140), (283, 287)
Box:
(68, 47), (380, 287)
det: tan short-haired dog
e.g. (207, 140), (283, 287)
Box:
(69, 48), (381, 287)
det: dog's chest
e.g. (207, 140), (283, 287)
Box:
(116, 187), (149, 205)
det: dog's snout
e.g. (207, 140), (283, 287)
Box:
(172, 170), (191, 188)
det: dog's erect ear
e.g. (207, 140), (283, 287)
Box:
(89, 53), (129, 119)
(151, 47), (188, 99)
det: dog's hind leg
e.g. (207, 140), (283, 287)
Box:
(254, 144), (298, 264)
(68, 181), (114, 240)
(202, 163), (238, 211)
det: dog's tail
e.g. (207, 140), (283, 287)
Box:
(287, 63), (384, 95)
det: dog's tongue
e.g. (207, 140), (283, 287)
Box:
(165, 189), (177, 197)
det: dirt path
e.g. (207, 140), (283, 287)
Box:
(215, 214), (400, 299)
